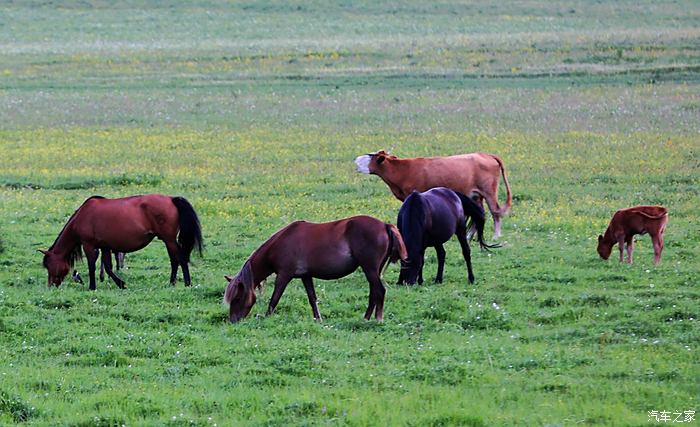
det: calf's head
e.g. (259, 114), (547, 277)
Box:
(597, 235), (613, 260)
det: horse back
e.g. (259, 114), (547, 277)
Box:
(421, 188), (463, 239)
(266, 216), (388, 278)
(74, 194), (178, 250)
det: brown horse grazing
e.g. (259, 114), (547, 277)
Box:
(224, 215), (407, 323)
(597, 205), (668, 265)
(41, 194), (203, 290)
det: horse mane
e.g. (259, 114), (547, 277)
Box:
(244, 225), (292, 291)
(224, 254), (266, 305)
(398, 191), (426, 260)
(47, 195), (105, 268)
(225, 222), (302, 304)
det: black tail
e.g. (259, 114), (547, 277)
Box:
(172, 197), (203, 262)
(455, 192), (500, 251)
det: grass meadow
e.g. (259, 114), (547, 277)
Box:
(1, 1), (699, 425)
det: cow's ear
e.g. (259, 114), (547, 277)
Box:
(224, 275), (233, 282)
(376, 155), (385, 164)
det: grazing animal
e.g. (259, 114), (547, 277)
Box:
(72, 251), (126, 285)
(597, 205), (668, 265)
(41, 194), (203, 290)
(397, 187), (496, 285)
(355, 150), (512, 238)
(224, 215), (407, 323)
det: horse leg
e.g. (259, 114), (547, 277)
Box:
(72, 270), (84, 285)
(301, 276), (322, 321)
(164, 241), (180, 286)
(466, 195), (484, 240)
(101, 249), (126, 289)
(180, 254), (192, 287)
(267, 274), (292, 316)
(397, 263), (405, 285)
(625, 236), (634, 264)
(164, 239), (191, 286)
(434, 244), (446, 283)
(116, 252), (124, 270)
(99, 254), (106, 282)
(456, 230), (475, 284)
(651, 233), (664, 265)
(418, 249), (425, 285)
(360, 266), (385, 321)
(83, 244), (99, 291)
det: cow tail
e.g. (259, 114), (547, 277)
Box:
(633, 209), (668, 220)
(490, 154), (512, 216)
(172, 197), (203, 262)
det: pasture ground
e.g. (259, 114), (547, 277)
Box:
(1, 1), (698, 425)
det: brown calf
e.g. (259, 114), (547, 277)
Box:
(597, 205), (668, 265)
(355, 150), (512, 239)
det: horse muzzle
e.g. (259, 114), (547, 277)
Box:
(229, 314), (244, 323)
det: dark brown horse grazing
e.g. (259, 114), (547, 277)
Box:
(397, 187), (497, 285)
(41, 194), (202, 290)
(224, 215), (407, 323)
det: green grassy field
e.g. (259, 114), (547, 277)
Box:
(1, 1), (699, 425)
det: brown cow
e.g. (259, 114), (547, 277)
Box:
(597, 205), (668, 265)
(355, 150), (512, 239)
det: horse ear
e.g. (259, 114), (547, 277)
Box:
(38, 249), (49, 256)
(597, 235), (602, 242)
(224, 275), (233, 282)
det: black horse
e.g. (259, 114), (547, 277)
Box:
(397, 187), (496, 285)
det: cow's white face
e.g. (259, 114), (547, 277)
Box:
(355, 150), (392, 174)
(354, 154), (372, 174)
